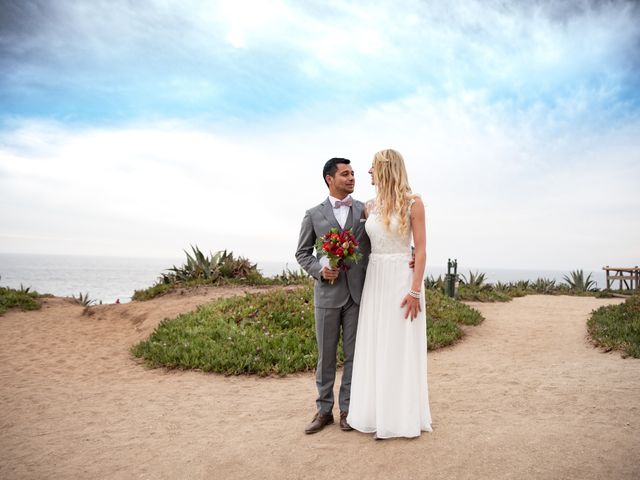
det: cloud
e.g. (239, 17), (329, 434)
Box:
(1, 0), (639, 122)
(2, 82), (639, 269)
(1, 0), (639, 269)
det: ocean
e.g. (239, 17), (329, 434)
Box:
(0, 253), (607, 304)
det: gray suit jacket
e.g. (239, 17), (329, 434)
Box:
(295, 197), (371, 308)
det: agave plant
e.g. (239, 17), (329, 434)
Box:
(217, 250), (235, 278)
(494, 281), (510, 292)
(424, 275), (444, 291)
(160, 246), (262, 284)
(533, 278), (556, 294)
(217, 250), (259, 279)
(460, 271), (490, 290)
(72, 292), (95, 307)
(562, 269), (597, 292)
(184, 245), (222, 280)
(274, 267), (311, 286)
(231, 257), (257, 278)
(162, 245), (222, 283)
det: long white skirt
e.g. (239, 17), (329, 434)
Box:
(347, 253), (432, 438)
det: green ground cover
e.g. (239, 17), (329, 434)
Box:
(588, 295), (640, 358)
(427, 269), (633, 302)
(0, 285), (42, 316)
(131, 286), (484, 375)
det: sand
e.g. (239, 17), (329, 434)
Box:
(0, 288), (638, 480)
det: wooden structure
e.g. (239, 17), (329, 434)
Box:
(603, 266), (640, 291)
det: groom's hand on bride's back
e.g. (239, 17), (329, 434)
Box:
(321, 266), (339, 281)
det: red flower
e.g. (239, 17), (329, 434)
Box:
(315, 227), (363, 277)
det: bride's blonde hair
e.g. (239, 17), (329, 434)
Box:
(372, 149), (414, 236)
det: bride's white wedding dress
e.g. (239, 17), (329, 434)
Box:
(347, 199), (432, 438)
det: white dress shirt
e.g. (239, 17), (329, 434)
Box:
(329, 195), (352, 229)
(320, 195), (352, 269)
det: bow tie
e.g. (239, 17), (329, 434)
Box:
(334, 198), (353, 209)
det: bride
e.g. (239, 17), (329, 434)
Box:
(346, 149), (432, 439)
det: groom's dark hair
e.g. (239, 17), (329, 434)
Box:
(323, 158), (351, 187)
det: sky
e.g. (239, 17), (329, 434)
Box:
(1, 0), (639, 271)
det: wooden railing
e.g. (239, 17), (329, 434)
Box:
(603, 266), (640, 290)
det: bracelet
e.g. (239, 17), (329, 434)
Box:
(408, 289), (421, 299)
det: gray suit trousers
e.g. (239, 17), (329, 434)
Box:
(315, 297), (359, 414)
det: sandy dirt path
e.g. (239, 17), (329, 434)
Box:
(1, 291), (638, 480)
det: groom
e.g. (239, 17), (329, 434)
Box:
(295, 158), (371, 434)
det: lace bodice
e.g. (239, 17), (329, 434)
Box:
(365, 198), (416, 255)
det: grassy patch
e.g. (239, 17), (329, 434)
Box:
(132, 282), (178, 301)
(587, 295), (640, 358)
(426, 289), (484, 349)
(132, 274), (313, 301)
(132, 286), (317, 375)
(457, 285), (514, 302)
(0, 286), (42, 316)
(427, 289), (483, 326)
(132, 286), (485, 375)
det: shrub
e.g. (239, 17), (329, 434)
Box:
(424, 275), (445, 291)
(587, 295), (640, 358)
(533, 278), (556, 294)
(132, 283), (174, 301)
(71, 292), (95, 307)
(459, 271), (489, 290)
(563, 269), (597, 292)
(457, 284), (512, 302)
(456, 270), (513, 301)
(0, 285), (42, 315)
(160, 246), (260, 284)
(134, 246), (310, 301)
(271, 267), (312, 286)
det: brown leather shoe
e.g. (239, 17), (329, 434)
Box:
(340, 411), (353, 431)
(304, 412), (334, 434)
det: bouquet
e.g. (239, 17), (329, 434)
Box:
(315, 228), (363, 284)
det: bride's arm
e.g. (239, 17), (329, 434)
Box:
(401, 197), (426, 320)
(409, 197), (427, 291)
